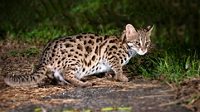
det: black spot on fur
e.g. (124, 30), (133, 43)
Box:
(90, 36), (95, 39)
(70, 49), (74, 52)
(46, 47), (50, 51)
(95, 46), (98, 54)
(76, 35), (82, 39)
(92, 55), (96, 61)
(61, 50), (65, 54)
(121, 60), (123, 64)
(60, 45), (63, 49)
(108, 56), (115, 60)
(58, 61), (61, 64)
(53, 44), (57, 49)
(52, 53), (55, 57)
(99, 40), (107, 54)
(108, 52), (112, 56)
(122, 54), (126, 57)
(83, 60), (87, 65)
(124, 57), (127, 61)
(109, 39), (117, 43)
(111, 45), (117, 50)
(59, 38), (66, 42)
(88, 61), (91, 66)
(86, 46), (92, 53)
(105, 47), (108, 52)
(79, 53), (83, 56)
(88, 40), (94, 45)
(69, 39), (76, 42)
(65, 43), (73, 47)
(96, 37), (102, 43)
(68, 54), (72, 57)
(84, 54), (88, 58)
(82, 68), (85, 72)
(32, 76), (36, 81)
(77, 44), (83, 51)
(92, 66), (95, 69)
(71, 68), (76, 71)
(104, 35), (109, 40)
(84, 40), (87, 45)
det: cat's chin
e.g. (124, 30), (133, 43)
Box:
(136, 50), (147, 55)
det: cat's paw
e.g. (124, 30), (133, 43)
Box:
(104, 72), (113, 79)
(114, 75), (129, 82)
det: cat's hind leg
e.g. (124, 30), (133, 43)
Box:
(63, 67), (92, 87)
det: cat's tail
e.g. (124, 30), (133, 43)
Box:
(4, 66), (48, 87)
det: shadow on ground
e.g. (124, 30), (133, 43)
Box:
(0, 79), (192, 112)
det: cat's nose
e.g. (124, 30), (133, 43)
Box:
(141, 48), (146, 52)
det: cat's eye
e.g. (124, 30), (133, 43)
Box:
(145, 41), (150, 47)
(135, 41), (140, 46)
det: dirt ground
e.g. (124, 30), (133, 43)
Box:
(0, 41), (199, 112)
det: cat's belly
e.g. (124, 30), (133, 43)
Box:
(90, 63), (111, 74)
(76, 61), (111, 79)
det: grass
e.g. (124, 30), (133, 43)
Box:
(8, 47), (40, 57)
(126, 46), (200, 84)
(7, 20), (68, 44)
(148, 52), (200, 83)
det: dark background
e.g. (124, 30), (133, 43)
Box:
(0, 0), (199, 50)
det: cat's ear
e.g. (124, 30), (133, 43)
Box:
(146, 25), (154, 37)
(122, 24), (137, 42)
(121, 24), (137, 43)
(125, 24), (137, 37)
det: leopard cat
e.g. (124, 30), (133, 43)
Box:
(4, 24), (153, 87)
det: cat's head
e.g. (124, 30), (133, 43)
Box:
(122, 24), (153, 55)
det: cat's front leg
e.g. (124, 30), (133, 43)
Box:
(107, 57), (129, 82)
(113, 68), (128, 82)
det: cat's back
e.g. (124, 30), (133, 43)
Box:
(40, 33), (113, 65)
